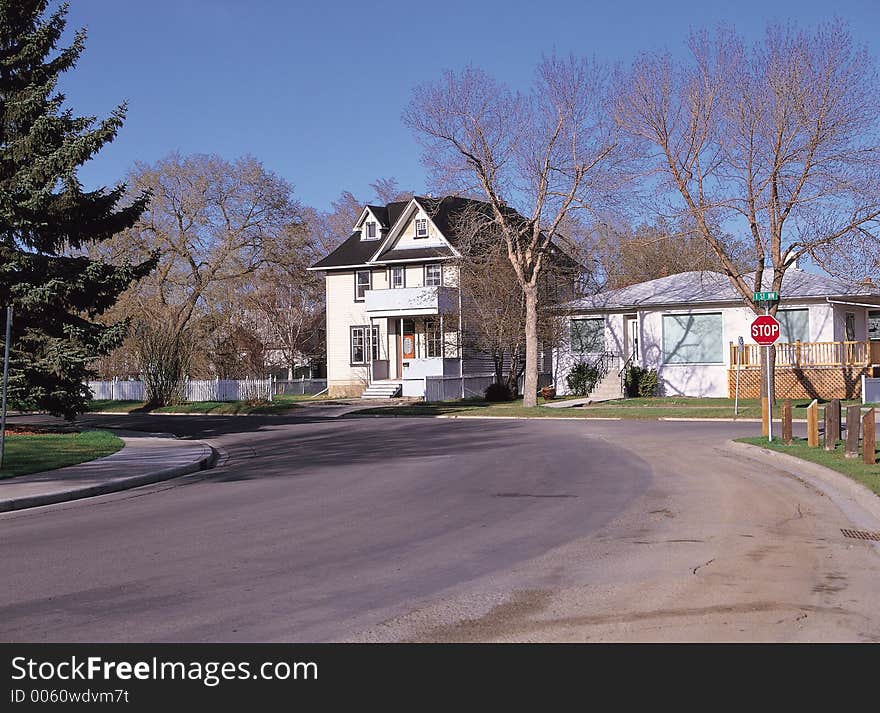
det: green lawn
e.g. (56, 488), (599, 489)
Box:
(0, 430), (124, 479)
(86, 394), (313, 415)
(350, 396), (863, 420)
(737, 436), (880, 496)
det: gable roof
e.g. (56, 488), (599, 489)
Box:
(310, 194), (581, 271)
(565, 270), (880, 312)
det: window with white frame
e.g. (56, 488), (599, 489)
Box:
(777, 308), (810, 343)
(662, 313), (723, 363)
(424, 263), (442, 286)
(390, 266), (405, 289)
(415, 218), (428, 238)
(571, 318), (605, 353)
(364, 221), (377, 239)
(350, 325), (379, 365)
(425, 318), (442, 358)
(354, 270), (371, 301)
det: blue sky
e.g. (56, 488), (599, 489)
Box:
(61, 0), (880, 212)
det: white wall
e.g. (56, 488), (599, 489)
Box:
(555, 300), (846, 399)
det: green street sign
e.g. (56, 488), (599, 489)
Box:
(753, 291), (779, 302)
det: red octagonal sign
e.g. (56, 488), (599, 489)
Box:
(751, 315), (781, 345)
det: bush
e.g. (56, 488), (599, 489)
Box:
(566, 361), (603, 396)
(625, 366), (659, 397)
(485, 382), (514, 402)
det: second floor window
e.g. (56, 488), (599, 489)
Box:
(415, 218), (428, 238)
(424, 263), (442, 287)
(355, 270), (371, 301)
(390, 266), (405, 289)
(365, 221), (377, 239)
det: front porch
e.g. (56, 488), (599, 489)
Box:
(366, 315), (461, 397)
(728, 340), (880, 399)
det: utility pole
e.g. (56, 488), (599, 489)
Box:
(0, 305), (13, 470)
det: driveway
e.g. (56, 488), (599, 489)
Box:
(1, 413), (878, 642)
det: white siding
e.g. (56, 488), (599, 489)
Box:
(556, 300), (848, 398)
(325, 269), (389, 396)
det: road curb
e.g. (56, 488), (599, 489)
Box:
(0, 440), (218, 514)
(726, 440), (880, 535)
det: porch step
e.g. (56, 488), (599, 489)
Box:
(587, 373), (622, 401)
(361, 382), (402, 399)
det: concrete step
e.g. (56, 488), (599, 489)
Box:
(361, 382), (402, 399)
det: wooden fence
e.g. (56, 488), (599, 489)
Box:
(731, 341), (873, 369)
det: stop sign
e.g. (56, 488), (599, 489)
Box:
(751, 315), (781, 345)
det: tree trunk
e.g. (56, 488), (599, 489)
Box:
(523, 284), (539, 407)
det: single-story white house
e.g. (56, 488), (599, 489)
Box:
(555, 269), (880, 400)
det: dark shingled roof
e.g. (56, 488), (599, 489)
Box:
(379, 246), (455, 262)
(310, 231), (382, 269)
(310, 195), (576, 270)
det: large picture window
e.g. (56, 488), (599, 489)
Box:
(351, 325), (379, 365)
(777, 308), (810, 343)
(571, 318), (605, 353)
(354, 270), (371, 301)
(662, 313), (723, 364)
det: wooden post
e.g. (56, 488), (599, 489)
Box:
(845, 405), (861, 459)
(864, 408), (876, 466)
(781, 399), (793, 445)
(824, 398), (840, 451)
(807, 399), (820, 448)
(761, 397), (769, 437)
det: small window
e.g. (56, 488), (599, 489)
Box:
(845, 312), (856, 341)
(425, 318), (442, 358)
(351, 327), (366, 364)
(571, 318), (604, 353)
(415, 218), (428, 238)
(354, 270), (371, 301)
(424, 263), (442, 287)
(364, 221), (377, 239)
(390, 266), (405, 289)
(351, 325), (379, 365)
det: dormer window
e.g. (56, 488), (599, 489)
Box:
(415, 218), (428, 238)
(364, 221), (377, 240)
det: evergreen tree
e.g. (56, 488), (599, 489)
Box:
(0, 1), (155, 418)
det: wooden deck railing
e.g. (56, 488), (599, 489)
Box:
(730, 340), (875, 369)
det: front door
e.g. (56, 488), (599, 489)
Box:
(398, 319), (415, 377)
(624, 315), (639, 363)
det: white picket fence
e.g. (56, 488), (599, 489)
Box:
(87, 378), (273, 403)
(425, 373), (496, 402)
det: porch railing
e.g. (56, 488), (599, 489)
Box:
(730, 340), (874, 369)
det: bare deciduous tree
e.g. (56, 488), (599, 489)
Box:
(106, 153), (308, 331)
(405, 57), (626, 406)
(616, 21), (880, 390)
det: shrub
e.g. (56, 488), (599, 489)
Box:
(625, 366), (659, 397)
(485, 382), (514, 402)
(566, 361), (603, 396)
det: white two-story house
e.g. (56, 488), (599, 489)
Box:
(310, 196), (488, 398)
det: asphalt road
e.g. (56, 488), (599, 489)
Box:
(2, 411), (879, 642)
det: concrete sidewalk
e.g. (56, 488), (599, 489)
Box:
(0, 431), (215, 513)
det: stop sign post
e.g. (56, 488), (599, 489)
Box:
(750, 314), (781, 441)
